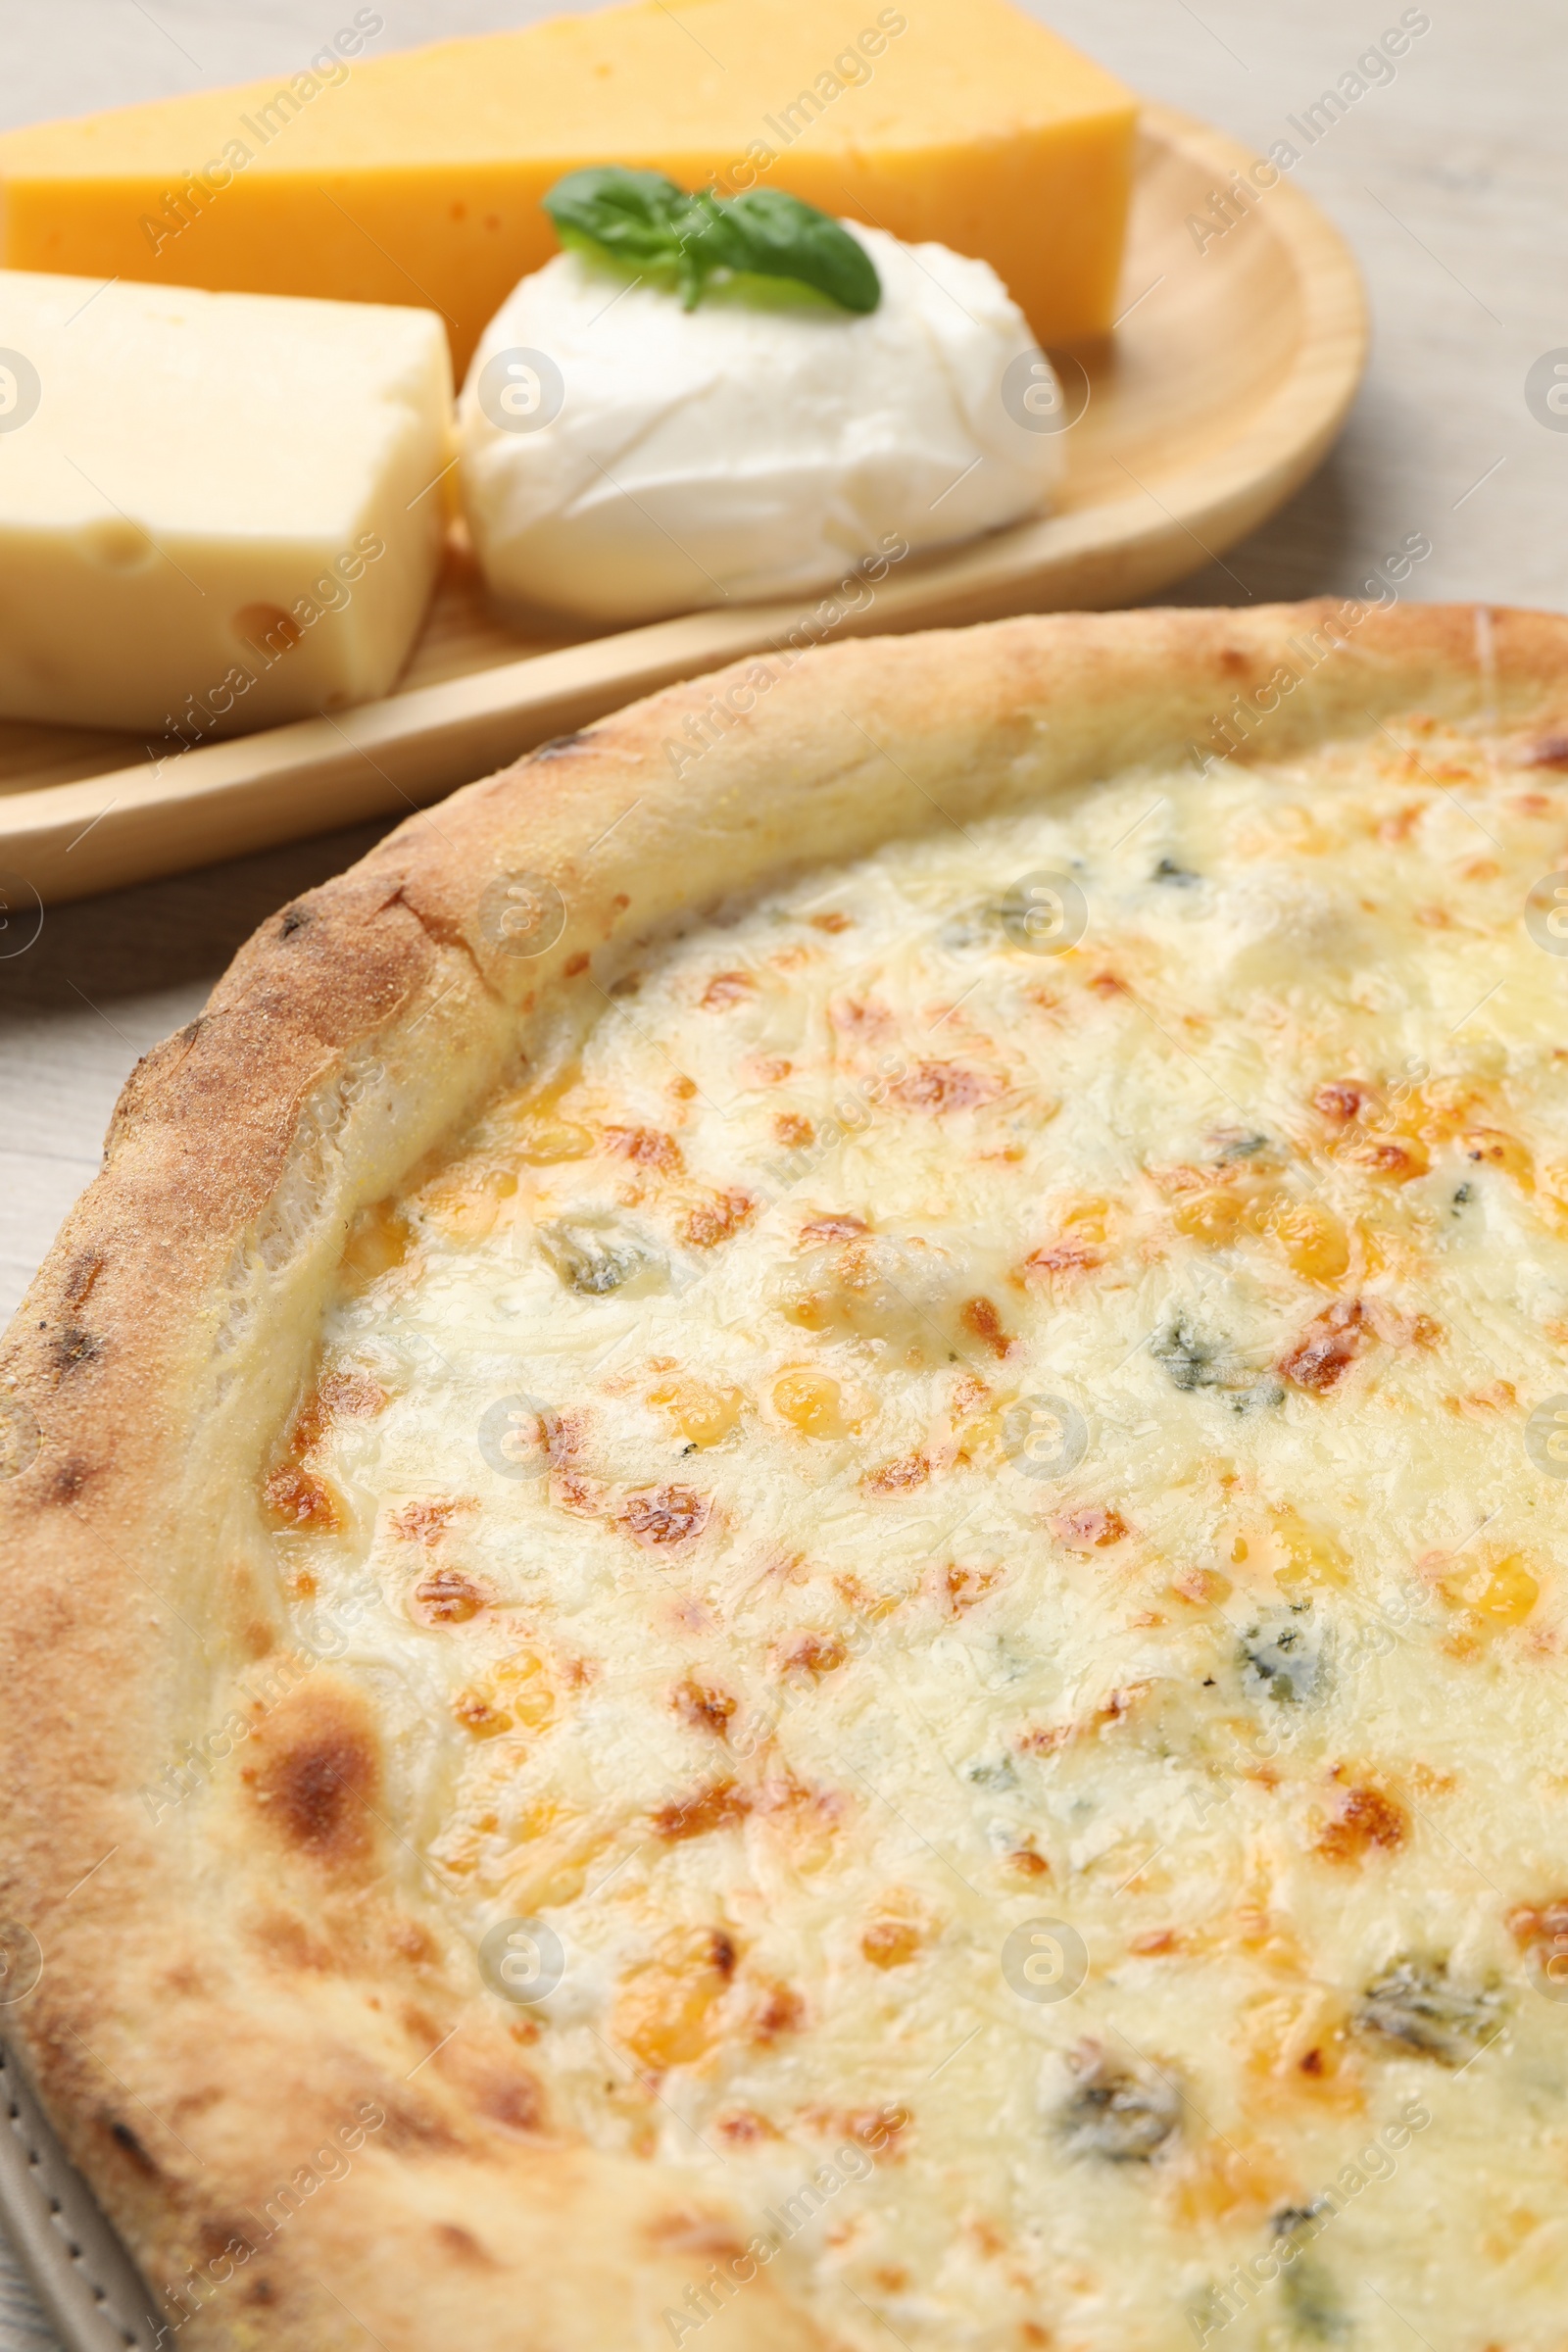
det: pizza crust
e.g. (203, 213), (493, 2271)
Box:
(2, 600), (1566, 2352)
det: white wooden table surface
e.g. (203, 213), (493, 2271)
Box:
(1, 0), (1563, 2338)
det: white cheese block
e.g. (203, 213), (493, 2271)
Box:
(0, 271), (452, 735)
(456, 227), (1063, 623)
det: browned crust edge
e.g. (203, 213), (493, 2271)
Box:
(1, 600), (1566, 2352)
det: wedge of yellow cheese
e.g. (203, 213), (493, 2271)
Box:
(0, 0), (1138, 374)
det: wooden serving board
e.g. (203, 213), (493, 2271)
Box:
(0, 103), (1366, 907)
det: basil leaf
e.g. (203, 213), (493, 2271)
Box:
(718, 189), (882, 316)
(543, 167), (690, 268)
(663, 190), (749, 309)
(541, 166), (881, 316)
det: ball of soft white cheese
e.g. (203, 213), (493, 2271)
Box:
(456, 224), (1063, 623)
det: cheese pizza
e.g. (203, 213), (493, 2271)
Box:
(4, 604), (1568, 2352)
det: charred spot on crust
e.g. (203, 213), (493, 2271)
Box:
(433, 2222), (499, 2266)
(51, 1326), (100, 1376)
(376, 2094), (465, 2155)
(197, 2218), (256, 2264)
(62, 1251), (104, 1312)
(390, 1918), (438, 1968)
(107, 2118), (160, 2176)
(271, 1734), (375, 1850)
(475, 2070), (546, 2134)
(250, 1908), (335, 1972)
(645, 2211), (748, 2260)
(50, 1458), (91, 1505)
(254, 1695), (380, 1863)
(278, 905), (313, 937)
(402, 2000), (443, 2050)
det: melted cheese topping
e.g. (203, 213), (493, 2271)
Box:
(276, 720), (1568, 2352)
